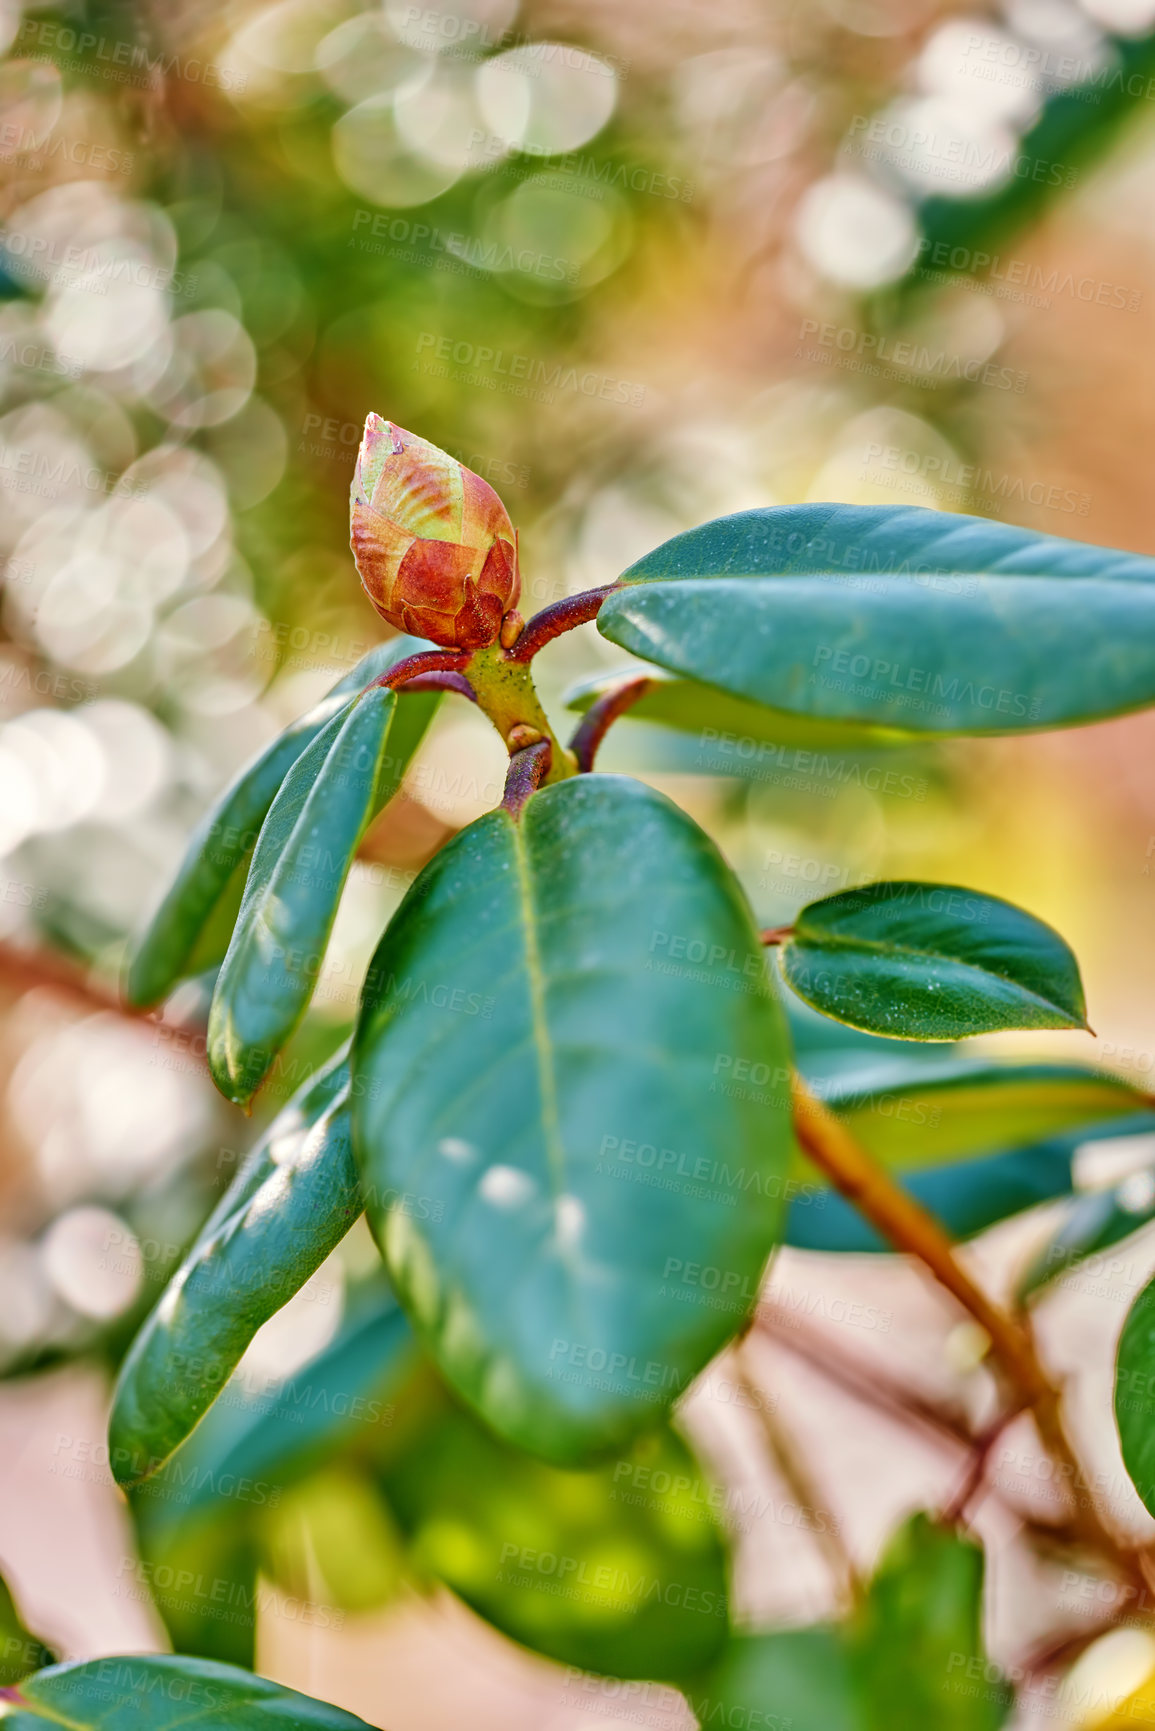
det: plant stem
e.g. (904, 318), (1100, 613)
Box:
(738, 1343), (861, 1606)
(759, 925), (794, 946)
(468, 644), (576, 785)
(504, 585), (617, 662)
(502, 740), (553, 816)
(369, 648), (472, 690)
(789, 1074), (1133, 1568)
(569, 676), (653, 772)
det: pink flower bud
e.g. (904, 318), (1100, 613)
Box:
(350, 415), (520, 650)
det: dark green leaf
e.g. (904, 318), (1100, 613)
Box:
(109, 1051), (361, 1486)
(129, 1508), (259, 1669)
(0, 1572), (52, 1687)
(695, 1629), (857, 1731)
(259, 1466), (407, 1613)
(353, 774), (792, 1463)
(780, 880), (1087, 1040)
(598, 505), (1155, 734)
(1116, 1274), (1155, 1517)
(850, 1513), (1009, 1731)
(154, 1281), (420, 1520)
(380, 1402), (729, 1681)
(823, 1059), (1148, 1166)
(697, 1514), (1007, 1731)
(0, 1658), (371, 1727)
(787, 1138), (1080, 1253)
(208, 681), (437, 1105)
(1019, 1170), (1155, 1303)
(126, 638), (430, 1010)
(564, 670), (918, 749)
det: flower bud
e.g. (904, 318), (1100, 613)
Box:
(350, 415), (520, 650)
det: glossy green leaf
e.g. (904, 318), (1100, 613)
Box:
(697, 1514), (1007, 1730)
(0, 1573), (52, 1687)
(787, 1138), (1080, 1253)
(259, 1467), (407, 1613)
(109, 1050), (361, 1487)
(695, 1629), (857, 1731)
(823, 1059), (1148, 1167)
(598, 505), (1155, 735)
(1115, 1274), (1155, 1517)
(780, 881), (1086, 1040)
(380, 1402), (729, 1681)
(1019, 1170), (1155, 1302)
(129, 1507), (259, 1669)
(564, 671), (918, 750)
(0, 1658), (371, 1727)
(353, 773), (792, 1464)
(126, 637), (429, 1010)
(208, 680), (437, 1105)
(851, 1513), (1008, 1731)
(151, 1281), (420, 1522)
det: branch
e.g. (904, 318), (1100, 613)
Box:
(738, 1342), (861, 1605)
(790, 1074), (1134, 1568)
(0, 940), (148, 1021)
(501, 739), (552, 816)
(504, 586), (617, 662)
(395, 669), (477, 701)
(368, 648), (472, 690)
(568, 676), (653, 772)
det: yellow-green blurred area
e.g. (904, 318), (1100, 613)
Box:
(1, 0), (1155, 1725)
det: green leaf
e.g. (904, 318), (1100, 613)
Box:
(149, 1280), (420, 1521)
(564, 671), (918, 750)
(1019, 1170), (1155, 1303)
(259, 1466), (407, 1613)
(353, 774), (792, 1464)
(0, 1658), (371, 1727)
(126, 637), (431, 1010)
(779, 881), (1087, 1040)
(1116, 1273), (1155, 1517)
(850, 1513), (1009, 1731)
(129, 1507), (259, 1669)
(695, 1629), (858, 1731)
(379, 1401), (729, 1681)
(109, 1050), (361, 1486)
(787, 1138), (1080, 1253)
(697, 1515), (1007, 1731)
(823, 1058), (1148, 1167)
(598, 505), (1155, 735)
(0, 1572), (52, 1687)
(208, 681), (437, 1105)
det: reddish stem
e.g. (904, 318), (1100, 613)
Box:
(760, 924), (794, 946)
(501, 739), (552, 816)
(568, 676), (654, 772)
(368, 649), (471, 691)
(504, 586), (618, 662)
(396, 670), (477, 701)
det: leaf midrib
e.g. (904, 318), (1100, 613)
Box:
(508, 817), (567, 1201)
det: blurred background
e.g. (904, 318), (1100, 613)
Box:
(0, 0), (1154, 1725)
